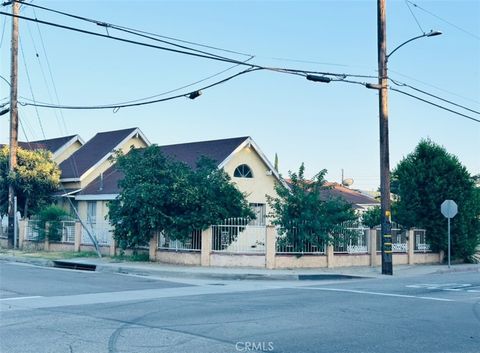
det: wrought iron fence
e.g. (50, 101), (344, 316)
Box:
(25, 220), (76, 243)
(158, 229), (202, 252)
(376, 222), (407, 253)
(276, 225), (326, 254)
(413, 229), (430, 252)
(81, 221), (113, 246)
(333, 222), (369, 254)
(212, 218), (266, 253)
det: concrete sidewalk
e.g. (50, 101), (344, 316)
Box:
(1, 252), (479, 281)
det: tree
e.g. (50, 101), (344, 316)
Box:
(0, 146), (60, 218)
(107, 146), (254, 249)
(32, 205), (70, 242)
(392, 139), (480, 262)
(267, 163), (358, 252)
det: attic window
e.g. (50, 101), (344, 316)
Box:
(234, 164), (253, 178)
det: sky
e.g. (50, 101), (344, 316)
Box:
(0, 0), (479, 191)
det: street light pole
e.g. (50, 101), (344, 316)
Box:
(377, 0), (393, 275)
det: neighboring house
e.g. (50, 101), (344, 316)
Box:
(56, 127), (150, 224)
(76, 136), (284, 226)
(1, 134), (84, 165)
(320, 182), (379, 212)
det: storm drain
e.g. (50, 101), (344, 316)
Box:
(53, 260), (96, 271)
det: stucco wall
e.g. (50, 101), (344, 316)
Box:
(375, 253), (409, 265)
(156, 250), (201, 266)
(210, 253), (266, 267)
(332, 254), (370, 267)
(275, 254), (328, 269)
(413, 252), (441, 264)
(222, 145), (278, 218)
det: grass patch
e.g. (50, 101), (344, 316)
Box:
(112, 252), (150, 262)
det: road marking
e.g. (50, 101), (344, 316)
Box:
(296, 287), (454, 302)
(0, 296), (42, 301)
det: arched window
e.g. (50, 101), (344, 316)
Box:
(234, 164), (253, 178)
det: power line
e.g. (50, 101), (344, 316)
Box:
(11, 0), (253, 58)
(390, 87), (480, 123)
(19, 36), (46, 138)
(0, 5), (378, 80)
(407, 0), (480, 41)
(389, 79), (480, 116)
(389, 69), (480, 106)
(20, 67), (261, 110)
(31, 7), (69, 135)
(404, 0), (424, 34)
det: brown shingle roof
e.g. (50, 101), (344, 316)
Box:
(1, 135), (78, 153)
(78, 136), (249, 196)
(60, 128), (137, 179)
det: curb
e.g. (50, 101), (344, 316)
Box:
(1, 255), (369, 281)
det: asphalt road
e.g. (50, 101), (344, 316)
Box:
(1, 261), (479, 353)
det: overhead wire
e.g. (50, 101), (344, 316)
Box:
(31, 7), (69, 134)
(389, 79), (480, 116)
(406, 0), (480, 41)
(390, 87), (480, 123)
(19, 36), (46, 138)
(404, 0), (424, 34)
(20, 67), (262, 110)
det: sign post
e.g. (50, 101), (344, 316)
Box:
(441, 200), (458, 268)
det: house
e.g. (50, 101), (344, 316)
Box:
(320, 182), (379, 212)
(75, 135), (284, 227)
(1, 134), (84, 164)
(55, 127), (150, 224)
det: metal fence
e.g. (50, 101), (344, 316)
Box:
(212, 218), (266, 253)
(413, 229), (431, 252)
(333, 222), (369, 254)
(25, 220), (76, 243)
(276, 227), (326, 254)
(376, 223), (408, 253)
(158, 230), (202, 252)
(81, 221), (113, 246)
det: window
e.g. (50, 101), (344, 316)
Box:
(234, 164), (253, 178)
(87, 201), (97, 225)
(249, 203), (266, 226)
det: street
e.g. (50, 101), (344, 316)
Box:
(1, 261), (479, 353)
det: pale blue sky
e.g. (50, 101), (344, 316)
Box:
(1, 0), (479, 190)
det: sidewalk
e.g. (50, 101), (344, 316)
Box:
(1, 251), (479, 281)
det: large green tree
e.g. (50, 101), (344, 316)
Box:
(108, 146), (254, 249)
(267, 163), (358, 252)
(392, 139), (480, 262)
(0, 146), (60, 217)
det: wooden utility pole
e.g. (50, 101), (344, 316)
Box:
(377, 0), (393, 275)
(7, 0), (20, 248)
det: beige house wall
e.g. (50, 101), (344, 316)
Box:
(210, 253), (266, 267)
(54, 140), (83, 165)
(222, 145), (278, 218)
(156, 251), (201, 266)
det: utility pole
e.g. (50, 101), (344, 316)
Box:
(7, 0), (20, 248)
(377, 0), (393, 275)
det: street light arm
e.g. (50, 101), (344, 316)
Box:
(387, 30), (442, 62)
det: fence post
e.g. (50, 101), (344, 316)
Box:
(265, 226), (276, 269)
(149, 235), (157, 261)
(408, 229), (415, 265)
(110, 237), (117, 257)
(369, 228), (377, 266)
(74, 222), (82, 252)
(327, 243), (334, 268)
(201, 227), (212, 266)
(44, 222), (50, 251)
(18, 219), (25, 249)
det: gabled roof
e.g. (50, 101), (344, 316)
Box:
(60, 127), (149, 181)
(320, 182), (379, 208)
(77, 136), (284, 198)
(159, 136), (249, 169)
(1, 135), (83, 155)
